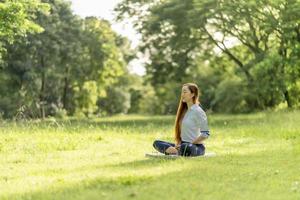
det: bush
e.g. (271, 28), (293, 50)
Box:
(97, 86), (131, 115)
(212, 77), (249, 113)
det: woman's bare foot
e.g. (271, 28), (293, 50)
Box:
(165, 147), (178, 154)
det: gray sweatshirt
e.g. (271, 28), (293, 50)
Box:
(181, 104), (210, 143)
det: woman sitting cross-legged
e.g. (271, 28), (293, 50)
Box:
(153, 83), (210, 157)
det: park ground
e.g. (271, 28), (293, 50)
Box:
(0, 110), (300, 200)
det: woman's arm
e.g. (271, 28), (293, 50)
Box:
(175, 142), (181, 149)
(192, 131), (210, 144)
(192, 135), (207, 144)
(193, 109), (210, 144)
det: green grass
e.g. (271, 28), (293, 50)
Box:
(0, 111), (300, 200)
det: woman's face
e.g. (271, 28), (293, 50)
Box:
(181, 85), (194, 103)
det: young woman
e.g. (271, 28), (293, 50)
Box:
(153, 83), (210, 157)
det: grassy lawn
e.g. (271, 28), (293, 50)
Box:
(0, 111), (300, 200)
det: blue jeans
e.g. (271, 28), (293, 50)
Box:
(153, 140), (205, 157)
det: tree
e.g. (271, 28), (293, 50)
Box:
(0, 0), (131, 118)
(72, 17), (128, 116)
(0, 0), (49, 59)
(116, 0), (300, 113)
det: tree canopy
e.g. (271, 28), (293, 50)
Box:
(115, 0), (300, 113)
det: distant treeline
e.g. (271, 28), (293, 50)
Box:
(0, 0), (142, 119)
(116, 0), (300, 113)
(1, 0), (300, 119)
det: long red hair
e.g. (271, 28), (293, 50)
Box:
(174, 83), (200, 144)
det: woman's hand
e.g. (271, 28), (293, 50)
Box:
(192, 135), (206, 144)
(165, 147), (178, 154)
(175, 144), (181, 149)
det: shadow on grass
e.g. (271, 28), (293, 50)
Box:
(28, 157), (175, 178)
(106, 157), (179, 168)
(4, 148), (298, 200)
(68, 117), (174, 129)
(8, 114), (279, 135)
(209, 116), (265, 128)
(18, 116), (175, 132)
(38, 115), (269, 131)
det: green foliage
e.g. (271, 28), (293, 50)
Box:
(116, 0), (300, 113)
(98, 86), (131, 115)
(212, 77), (248, 113)
(97, 73), (154, 115)
(74, 81), (98, 116)
(152, 81), (182, 114)
(0, 0), (131, 118)
(2, 0), (300, 117)
(0, 0), (49, 56)
(131, 84), (160, 115)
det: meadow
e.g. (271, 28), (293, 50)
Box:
(0, 110), (300, 200)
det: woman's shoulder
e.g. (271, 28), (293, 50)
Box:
(191, 104), (206, 115)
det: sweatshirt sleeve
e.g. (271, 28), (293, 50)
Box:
(194, 109), (210, 138)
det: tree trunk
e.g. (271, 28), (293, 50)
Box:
(62, 66), (70, 110)
(278, 38), (292, 108)
(203, 27), (254, 83)
(39, 56), (46, 119)
(284, 90), (292, 108)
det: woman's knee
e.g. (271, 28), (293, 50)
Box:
(197, 145), (205, 156)
(153, 140), (161, 149)
(179, 143), (192, 156)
